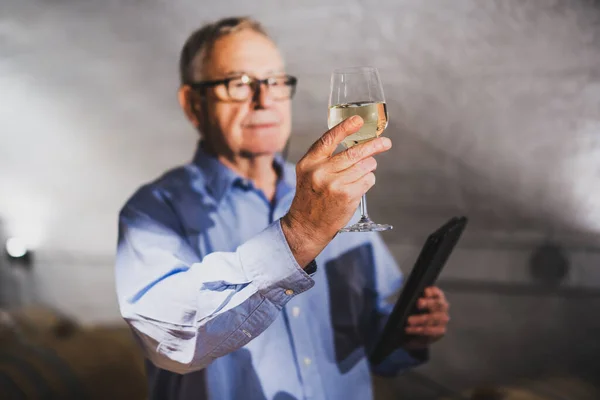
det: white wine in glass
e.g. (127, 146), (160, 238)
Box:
(327, 101), (388, 148)
(328, 67), (392, 233)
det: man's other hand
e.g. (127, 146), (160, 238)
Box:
(404, 286), (450, 349)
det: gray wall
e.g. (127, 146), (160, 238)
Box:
(1, 0), (600, 398)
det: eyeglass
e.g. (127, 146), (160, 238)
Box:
(188, 74), (298, 102)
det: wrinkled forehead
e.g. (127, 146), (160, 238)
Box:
(202, 30), (286, 80)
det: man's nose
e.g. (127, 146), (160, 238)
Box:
(252, 82), (275, 109)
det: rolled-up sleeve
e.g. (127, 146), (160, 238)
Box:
(115, 188), (314, 374)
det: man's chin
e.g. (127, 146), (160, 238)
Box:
(238, 142), (287, 159)
(238, 147), (283, 159)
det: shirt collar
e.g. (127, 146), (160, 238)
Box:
(191, 141), (294, 203)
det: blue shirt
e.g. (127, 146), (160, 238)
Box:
(115, 143), (426, 400)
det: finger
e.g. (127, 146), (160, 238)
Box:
(425, 287), (446, 301)
(344, 171), (376, 197)
(335, 157), (377, 184)
(408, 312), (449, 327)
(419, 298), (449, 313)
(407, 314), (429, 326)
(436, 288), (449, 307)
(406, 324), (446, 337)
(428, 312), (450, 327)
(405, 325), (425, 335)
(328, 136), (392, 172)
(420, 288), (449, 311)
(306, 116), (364, 159)
(408, 317), (437, 329)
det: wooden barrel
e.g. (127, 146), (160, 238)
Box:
(1, 307), (78, 341)
(0, 307), (147, 400)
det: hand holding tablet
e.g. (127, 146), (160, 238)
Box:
(369, 216), (468, 365)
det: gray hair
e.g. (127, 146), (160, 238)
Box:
(179, 16), (270, 85)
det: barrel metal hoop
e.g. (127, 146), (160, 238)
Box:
(20, 340), (88, 400)
(0, 340), (88, 400)
(0, 352), (54, 399)
(0, 369), (27, 400)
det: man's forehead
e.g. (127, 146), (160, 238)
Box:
(221, 68), (285, 78)
(203, 30), (285, 79)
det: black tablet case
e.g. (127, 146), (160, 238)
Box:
(369, 216), (468, 365)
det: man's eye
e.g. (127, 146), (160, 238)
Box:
(264, 78), (282, 87)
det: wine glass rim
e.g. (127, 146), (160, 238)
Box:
(332, 66), (378, 74)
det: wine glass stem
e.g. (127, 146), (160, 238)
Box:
(360, 194), (369, 220)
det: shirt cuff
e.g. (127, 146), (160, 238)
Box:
(239, 220), (315, 309)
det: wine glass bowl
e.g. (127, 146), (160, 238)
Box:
(327, 67), (393, 233)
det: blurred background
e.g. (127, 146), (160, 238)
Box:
(1, 0), (599, 399)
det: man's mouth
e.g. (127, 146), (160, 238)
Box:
(244, 123), (279, 129)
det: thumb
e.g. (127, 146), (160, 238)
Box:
(306, 115), (364, 159)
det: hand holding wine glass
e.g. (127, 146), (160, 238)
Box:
(328, 66), (392, 232)
(281, 115), (392, 267)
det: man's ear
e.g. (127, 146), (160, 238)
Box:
(178, 85), (204, 129)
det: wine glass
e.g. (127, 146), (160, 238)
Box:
(328, 66), (392, 232)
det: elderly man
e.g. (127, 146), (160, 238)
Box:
(115, 16), (450, 400)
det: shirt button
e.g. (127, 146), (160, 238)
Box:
(303, 357), (312, 366)
(285, 289), (294, 296)
(239, 179), (252, 190)
(292, 306), (301, 318)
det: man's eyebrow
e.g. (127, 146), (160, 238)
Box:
(223, 70), (246, 77)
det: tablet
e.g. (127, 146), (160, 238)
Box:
(369, 216), (468, 365)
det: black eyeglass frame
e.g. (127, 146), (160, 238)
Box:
(187, 74), (298, 101)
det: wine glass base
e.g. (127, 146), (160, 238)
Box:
(339, 219), (393, 233)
